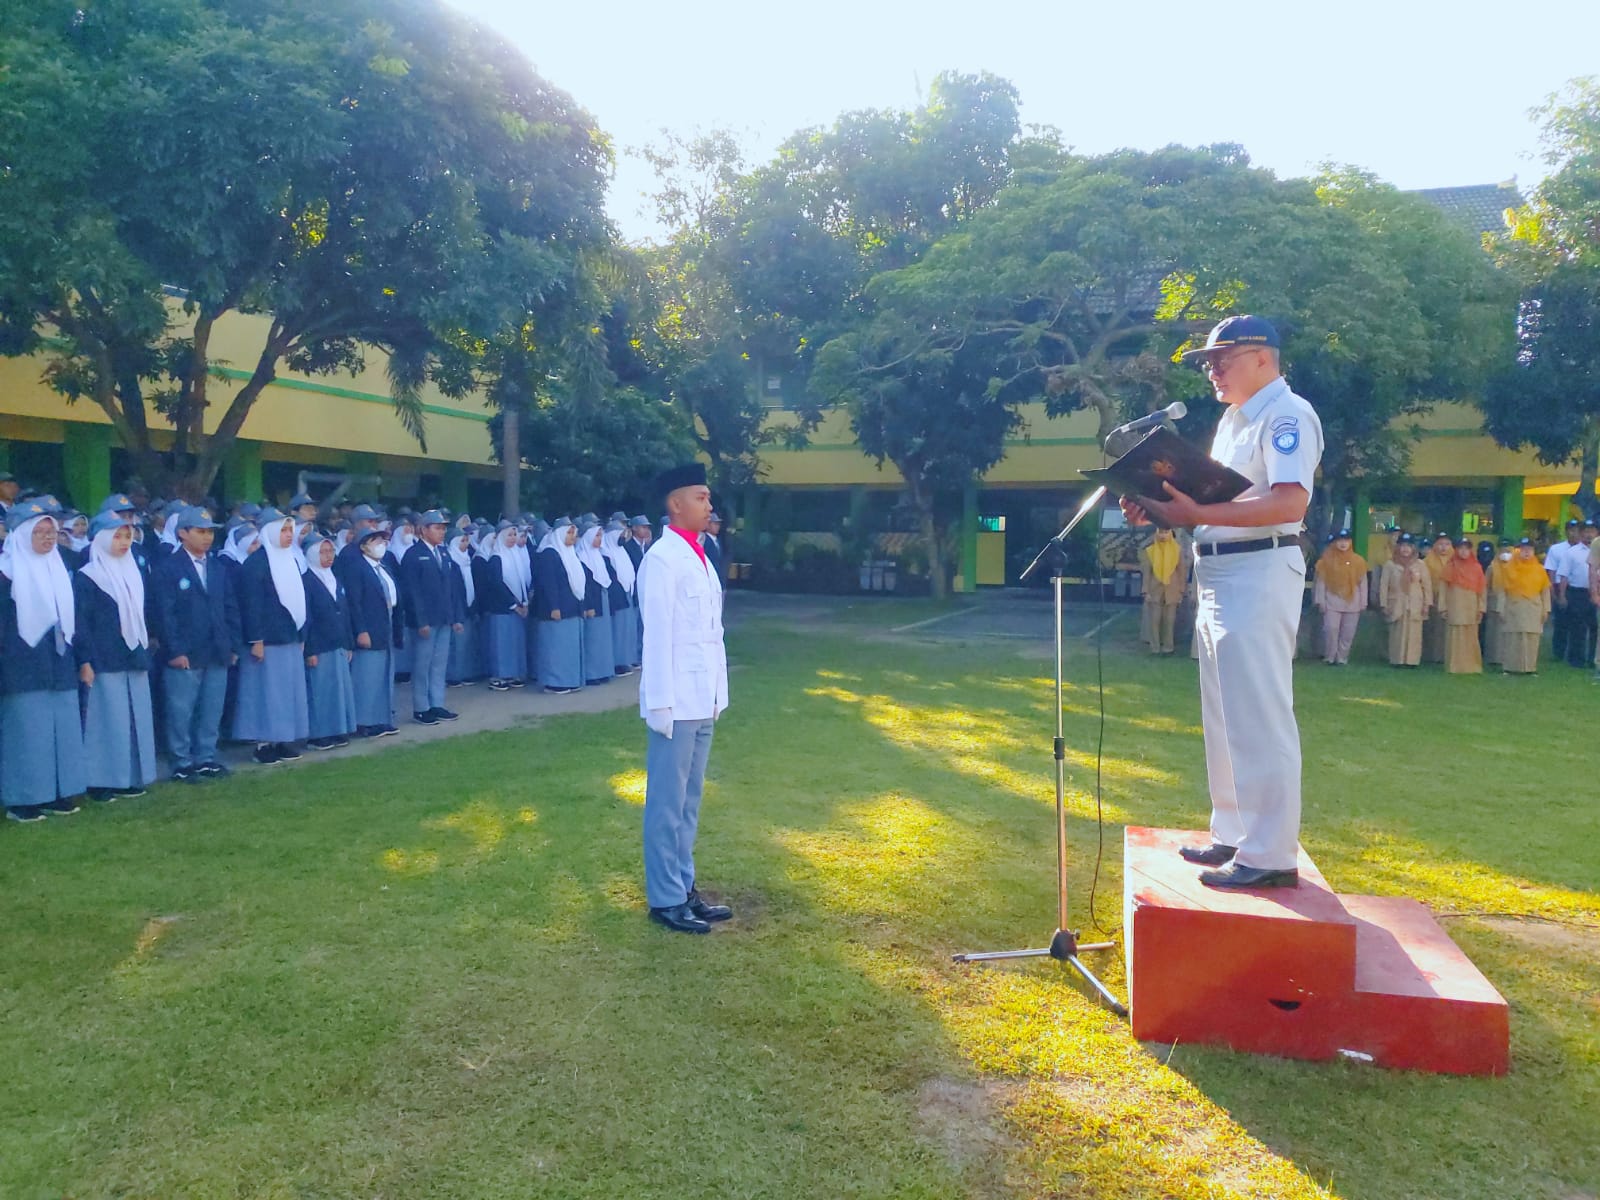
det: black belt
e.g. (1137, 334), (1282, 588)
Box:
(1194, 535), (1292, 558)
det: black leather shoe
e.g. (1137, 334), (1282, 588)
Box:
(1199, 862), (1299, 889)
(1179, 842), (1237, 866)
(648, 903), (711, 934)
(686, 889), (732, 923)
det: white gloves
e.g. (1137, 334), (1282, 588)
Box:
(646, 708), (674, 738)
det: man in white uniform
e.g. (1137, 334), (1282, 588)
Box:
(636, 463), (733, 933)
(1123, 316), (1323, 889)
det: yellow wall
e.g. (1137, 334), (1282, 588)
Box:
(0, 306), (496, 466)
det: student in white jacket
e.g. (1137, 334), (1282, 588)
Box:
(636, 463), (733, 934)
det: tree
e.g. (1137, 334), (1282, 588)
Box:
(1485, 77), (1600, 512)
(0, 0), (609, 498)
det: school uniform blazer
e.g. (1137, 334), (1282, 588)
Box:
(581, 565), (606, 615)
(0, 577), (78, 695)
(237, 552), (306, 646)
(703, 534), (723, 580)
(151, 550), (240, 669)
(344, 555), (397, 651)
(636, 530), (728, 723)
(447, 559), (471, 622)
(534, 548), (584, 619)
(302, 573), (356, 657)
(72, 571), (151, 673)
(58, 544), (86, 572)
(624, 540), (644, 574)
(473, 557), (522, 616)
(605, 563), (633, 612)
(399, 542), (455, 629)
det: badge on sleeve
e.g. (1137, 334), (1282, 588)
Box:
(1270, 416), (1300, 455)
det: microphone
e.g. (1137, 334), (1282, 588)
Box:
(1103, 401), (1188, 457)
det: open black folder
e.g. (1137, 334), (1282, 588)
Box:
(1080, 427), (1252, 529)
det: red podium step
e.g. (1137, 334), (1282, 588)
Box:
(1124, 827), (1509, 1075)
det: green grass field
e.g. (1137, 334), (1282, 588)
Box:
(2, 600), (1597, 1199)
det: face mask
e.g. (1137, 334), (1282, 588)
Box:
(1499, 551), (1512, 561)
(363, 541), (387, 560)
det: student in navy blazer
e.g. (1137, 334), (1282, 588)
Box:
(399, 510), (462, 724)
(150, 507), (240, 781)
(344, 528), (400, 737)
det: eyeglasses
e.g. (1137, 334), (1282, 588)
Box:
(1202, 349), (1259, 376)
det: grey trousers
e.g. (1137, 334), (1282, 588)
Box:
(163, 664), (228, 768)
(409, 626), (452, 713)
(643, 718), (715, 909)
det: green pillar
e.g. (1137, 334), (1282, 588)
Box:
(958, 481), (979, 594)
(1500, 475), (1524, 539)
(1352, 481), (1371, 558)
(440, 461), (469, 514)
(224, 439), (264, 505)
(62, 423), (113, 512)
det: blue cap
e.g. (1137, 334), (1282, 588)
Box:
(289, 492), (316, 510)
(1335, 529), (1352, 540)
(1181, 315), (1281, 361)
(237, 501), (262, 519)
(417, 509), (448, 527)
(89, 511), (128, 537)
(25, 495), (65, 518)
(98, 493), (136, 513)
(257, 506), (285, 525)
(630, 515), (650, 528)
(351, 503), (381, 522)
(1519, 537), (1533, 546)
(356, 525), (388, 546)
(175, 505), (221, 531)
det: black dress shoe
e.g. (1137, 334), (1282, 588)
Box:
(648, 903), (711, 934)
(1179, 842), (1237, 866)
(1199, 862), (1299, 889)
(686, 889), (732, 923)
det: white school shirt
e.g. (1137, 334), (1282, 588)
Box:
(1193, 377), (1324, 546)
(1546, 541), (1584, 586)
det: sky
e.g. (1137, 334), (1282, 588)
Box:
(447, 0), (1600, 243)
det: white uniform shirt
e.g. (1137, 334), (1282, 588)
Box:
(636, 529), (730, 723)
(1194, 377), (1324, 545)
(1546, 540), (1585, 587)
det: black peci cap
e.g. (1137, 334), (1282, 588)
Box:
(656, 462), (707, 497)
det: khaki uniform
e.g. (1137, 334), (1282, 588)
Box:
(1139, 538), (1190, 654)
(1379, 559), (1431, 666)
(1442, 578), (1486, 674)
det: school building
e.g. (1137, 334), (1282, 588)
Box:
(1, 184), (1590, 588)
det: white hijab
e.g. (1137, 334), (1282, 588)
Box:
(304, 536), (339, 601)
(538, 524), (588, 600)
(159, 511), (182, 549)
(576, 524), (612, 589)
(0, 515), (75, 649)
(602, 527), (635, 592)
(66, 519), (90, 553)
(80, 525), (148, 650)
(222, 524), (260, 564)
(391, 524), (417, 558)
(291, 521), (312, 570)
(448, 533), (477, 608)
(260, 517), (307, 630)
(490, 528), (528, 604)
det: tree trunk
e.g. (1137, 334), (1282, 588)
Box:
(500, 399), (522, 520)
(911, 478), (946, 600)
(1579, 417), (1599, 519)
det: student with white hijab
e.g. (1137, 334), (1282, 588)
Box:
(0, 500), (88, 821)
(346, 527), (400, 738)
(445, 528), (482, 687)
(233, 515), (310, 764)
(575, 518), (615, 686)
(388, 517), (417, 683)
(520, 520), (545, 685)
(533, 518), (586, 694)
(73, 512), (158, 800)
(602, 520), (639, 673)
(479, 523), (529, 690)
(300, 532), (357, 750)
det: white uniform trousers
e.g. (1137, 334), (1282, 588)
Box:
(1193, 545), (1305, 871)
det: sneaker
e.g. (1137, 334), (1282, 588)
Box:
(488, 679), (510, 692)
(172, 765), (196, 782)
(252, 744), (282, 766)
(379, 724), (400, 738)
(308, 736), (337, 751)
(5, 806), (46, 823)
(43, 798), (81, 816)
(414, 711), (439, 726)
(88, 788), (119, 804)
(114, 785), (148, 798)
(430, 708), (459, 722)
(447, 679), (464, 688)
(197, 762), (231, 779)
(328, 735), (351, 749)
(358, 725), (382, 738)
(544, 685), (580, 695)
(276, 742), (303, 761)
(507, 677), (527, 688)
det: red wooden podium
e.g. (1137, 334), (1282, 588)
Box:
(1123, 827), (1509, 1075)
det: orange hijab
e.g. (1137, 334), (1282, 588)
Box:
(1503, 550), (1551, 600)
(1315, 546), (1367, 601)
(1442, 547), (1486, 595)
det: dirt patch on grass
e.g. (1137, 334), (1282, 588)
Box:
(917, 1076), (1022, 1184)
(1478, 916), (1600, 957)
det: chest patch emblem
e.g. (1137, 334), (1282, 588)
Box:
(1270, 416), (1300, 455)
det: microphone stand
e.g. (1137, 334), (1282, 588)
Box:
(951, 483), (1127, 1017)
